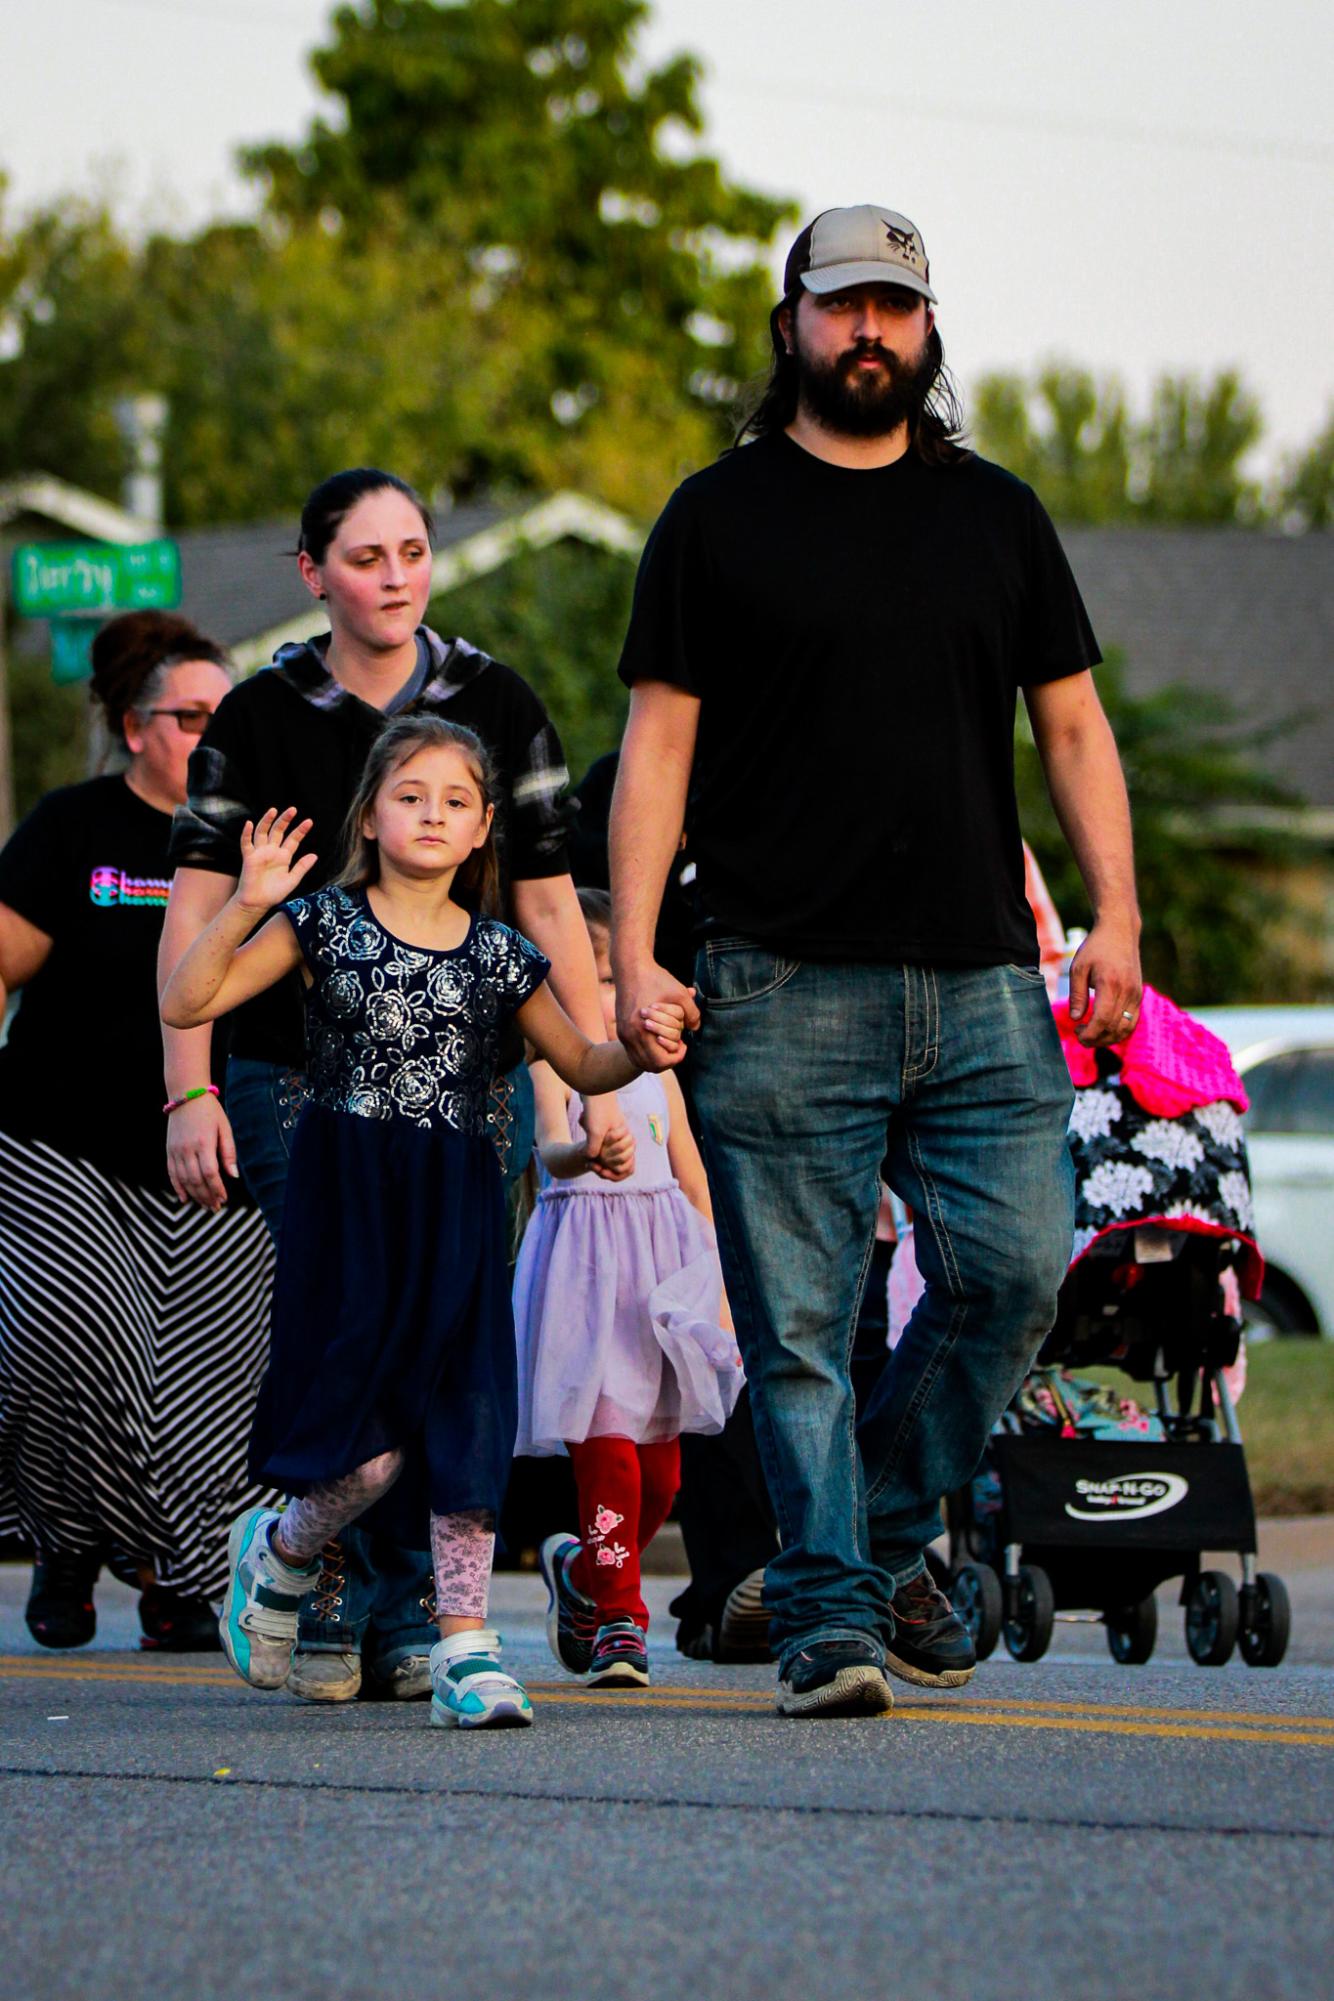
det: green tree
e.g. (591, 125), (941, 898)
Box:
(1276, 405), (1334, 530)
(972, 364), (1263, 525)
(243, 0), (794, 515)
(428, 536), (635, 781)
(1016, 653), (1318, 1002)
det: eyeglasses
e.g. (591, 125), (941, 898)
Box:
(143, 707), (216, 736)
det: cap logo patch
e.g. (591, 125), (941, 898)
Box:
(885, 221), (921, 268)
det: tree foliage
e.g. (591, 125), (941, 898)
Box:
(972, 364), (1264, 524)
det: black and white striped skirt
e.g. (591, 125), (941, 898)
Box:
(0, 1129), (277, 1602)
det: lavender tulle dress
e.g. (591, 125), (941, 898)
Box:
(513, 1071), (744, 1456)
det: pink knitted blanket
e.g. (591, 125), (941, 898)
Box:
(1055, 985), (1249, 1117)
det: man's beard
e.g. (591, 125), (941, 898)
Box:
(794, 335), (937, 440)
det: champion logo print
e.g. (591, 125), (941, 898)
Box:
(89, 867), (171, 908)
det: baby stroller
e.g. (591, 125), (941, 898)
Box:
(946, 988), (1291, 1670)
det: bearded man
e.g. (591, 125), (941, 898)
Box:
(609, 206), (1142, 1718)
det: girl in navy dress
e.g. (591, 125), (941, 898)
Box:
(162, 716), (682, 1729)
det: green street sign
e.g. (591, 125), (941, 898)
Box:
(50, 618), (98, 685)
(11, 538), (181, 618)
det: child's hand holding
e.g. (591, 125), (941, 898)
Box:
(588, 1119), (636, 1182)
(640, 1001), (687, 1052)
(237, 808), (318, 913)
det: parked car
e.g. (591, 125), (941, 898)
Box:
(1194, 1007), (1334, 1338)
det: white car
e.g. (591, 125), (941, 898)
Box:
(1194, 1006), (1334, 1337)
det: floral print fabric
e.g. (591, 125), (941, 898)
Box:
(1068, 1077), (1262, 1295)
(283, 887), (550, 1138)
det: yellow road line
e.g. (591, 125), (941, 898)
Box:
(3, 1661), (1334, 1746)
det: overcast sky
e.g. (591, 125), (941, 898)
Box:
(1, 0), (1330, 473)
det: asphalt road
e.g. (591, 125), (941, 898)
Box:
(2, 1543), (1332, 2001)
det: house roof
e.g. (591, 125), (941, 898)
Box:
(1061, 527), (1333, 812)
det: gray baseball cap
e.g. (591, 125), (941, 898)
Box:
(783, 205), (937, 304)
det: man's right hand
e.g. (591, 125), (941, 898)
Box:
(615, 960), (702, 1072)
(167, 1092), (240, 1212)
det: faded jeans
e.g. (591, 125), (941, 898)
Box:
(688, 945), (1074, 1676)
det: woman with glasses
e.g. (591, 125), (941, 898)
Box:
(0, 611), (276, 1650)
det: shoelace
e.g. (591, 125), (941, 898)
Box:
(595, 1628), (645, 1658)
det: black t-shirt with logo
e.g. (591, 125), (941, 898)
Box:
(617, 434), (1101, 967)
(0, 775), (221, 1189)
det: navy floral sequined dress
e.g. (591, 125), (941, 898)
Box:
(247, 886), (549, 1535)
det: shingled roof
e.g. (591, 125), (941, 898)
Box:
(1062, 527), (1333, 812)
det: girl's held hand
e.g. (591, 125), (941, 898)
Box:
(641, 1002), (686, 1050)
(588, 1121), (635, 1181)
(166, 1092), (239, 1212)
(236, 808), (318, 913)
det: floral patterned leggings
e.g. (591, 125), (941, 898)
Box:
(272, 1450), (495, 1620)
(567, 1435), (681, 1632)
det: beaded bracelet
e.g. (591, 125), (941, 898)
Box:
(163, 1083), (221, 1116)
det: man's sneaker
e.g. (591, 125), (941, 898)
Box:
(429, 1629), (533, 1729)
(363, 1653), (432, 1701)
(587, 1619), (651, 1689)
(219, 1508), (318, 1691)
(538, 1532), (597, 1677)
(287, 1647), (363, 1701)
(138, 1585), (221, 1653)
(883, 1571), (977, 1688)
(25, 1549), (100, 1649)
(776, 1638), (895, 1718)
(717, 1568), (772, 1663)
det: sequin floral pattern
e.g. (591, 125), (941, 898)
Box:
(283, 887), (549, 1138)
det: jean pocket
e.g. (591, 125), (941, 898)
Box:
(1004, 962), (1049, 986)
(696, 938), (802, 1007)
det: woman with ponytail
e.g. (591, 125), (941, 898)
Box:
(0, 612), (276, 1650)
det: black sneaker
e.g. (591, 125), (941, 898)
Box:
(717, 1568), (772, 1662)
(776, 1638), (894, 1718)
(26, 1549), (100, 1649)
(883, 1571), (977, 1688)
(538, 1532), (598, 1676)
(138, 1585), (223, 1652)
(587, 1618), (651, 1689)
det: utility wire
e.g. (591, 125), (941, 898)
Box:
(709, 72), (1333, 170)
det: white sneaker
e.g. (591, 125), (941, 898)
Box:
(428, 1629), (533, 1730)
(219, 1508), (318, 1691)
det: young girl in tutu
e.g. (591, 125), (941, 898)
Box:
(514, 890), (743, 1690)
(162, 719), (681, 1730)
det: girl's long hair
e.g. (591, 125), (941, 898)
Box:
(336, 716), (503, 916)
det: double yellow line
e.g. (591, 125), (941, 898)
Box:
(3, 1653), (1333, 1748)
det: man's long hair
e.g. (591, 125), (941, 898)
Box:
(735, 306), (970, 466)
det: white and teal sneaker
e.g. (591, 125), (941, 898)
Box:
(429, 1629), (534, 1730)
(219, 1508), (318, 1691)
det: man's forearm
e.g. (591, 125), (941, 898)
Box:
(609, 685), (696, 977)
(512, 875), (606, 1048)
(1030, 692), (1139, 933)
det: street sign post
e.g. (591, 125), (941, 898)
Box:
(49, 618), (99, 685)
(11, 538), (181, 619)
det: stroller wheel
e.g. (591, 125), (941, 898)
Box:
(1003, 1564), (1055, 1663)
(1185, 1570), (1239, 1666)
(1239, 1572), (1291, 1669)
(1104, 1593), (1158, 1665)
(950, 1562), (1002, 1660)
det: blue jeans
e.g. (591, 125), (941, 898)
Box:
(688, 945), (1074, 1675)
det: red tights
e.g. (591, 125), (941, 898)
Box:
(567, 1435), (681, 1631)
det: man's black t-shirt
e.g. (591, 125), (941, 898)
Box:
(167, 627), (571, 1067)
(617, 434), (1100, 967)
(0, 776), (225, 1189)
